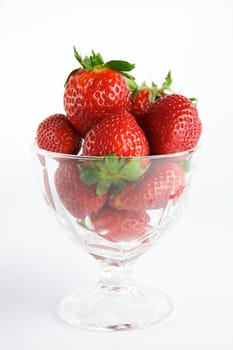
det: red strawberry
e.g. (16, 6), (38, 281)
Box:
(131, 88), (153, 121)
(37, 114), (82, 154)
(91, 207), (150, 243)
(83, 110), (150, 157)
(109, 161), (185, 211)
(64, 48), (135, 137)
(142, 94), (202, 154)
(131, 71), (174, 122)
(55, 161), (108, 218)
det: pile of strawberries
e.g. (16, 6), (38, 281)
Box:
(36, 48), (202, 243)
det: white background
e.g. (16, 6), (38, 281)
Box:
(1, 0), (233, 348)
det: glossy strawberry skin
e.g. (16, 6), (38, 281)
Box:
(83, 110), (150, 157)
(55, 162), (108, 218)
(91, 207), (150, 243)
(37, 114), (81, 154)
(109, 161), (185, 211)
(64, 68), (131, 137)
(131, 88), (153, 121)
(142, 94), (202, 154)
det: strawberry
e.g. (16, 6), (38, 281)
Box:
(83, 110), (150, 157)
(36, 114), (82, 154)
(109, 161), (185, 211)
(131, 71), (174, 121)
(142, 94), (202, 154)
(91, 207), (150, 243)
(64, 48), (136, 137)
(54, 161), (108, 218)
(131, 87), (153, 121)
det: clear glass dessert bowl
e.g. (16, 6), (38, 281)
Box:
(33, 142), (198, 331)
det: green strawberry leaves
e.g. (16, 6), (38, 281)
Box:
(74, 47), (105, 70)
(132, 70), (175, 103)
(71, 47), (137, 91)
(189, 97), (198, 105)
(73, 46), (135, 73)
(161, 70), (173, 92)
(118, 158), (148, 181)
(104, 60), (135, 72)
(78, 154), (149, 196)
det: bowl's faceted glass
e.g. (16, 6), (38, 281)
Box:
(33, 144), (197, 331)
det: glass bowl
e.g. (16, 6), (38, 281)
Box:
(33, 142), (198, 331)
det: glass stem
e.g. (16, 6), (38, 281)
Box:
(98, 261), (134, 290)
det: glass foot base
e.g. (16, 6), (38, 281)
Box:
(57, 283), (174, 331)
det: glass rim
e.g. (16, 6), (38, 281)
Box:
(32, 139), (199, 160)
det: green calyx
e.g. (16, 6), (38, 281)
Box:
(73, 46), (135, 72)
(133, 70), (175, 103)
(72, 46), (136, 91)
(74, 47), (105, 70)
(189, 97), (198, 105)
(78, 154), (150, 196)
(132, 71), (198, 105)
